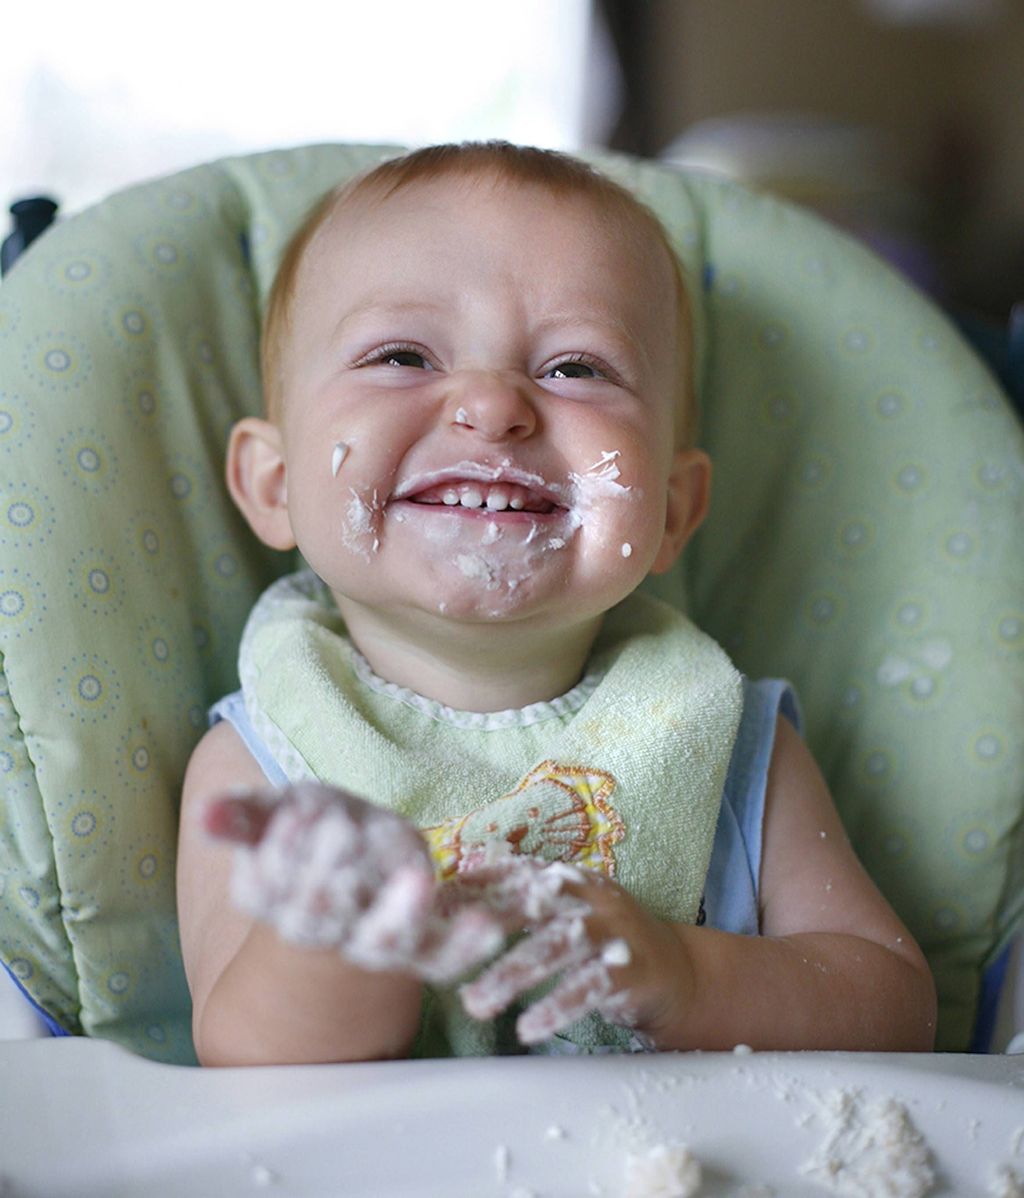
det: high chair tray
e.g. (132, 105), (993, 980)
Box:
(1, 1039), (1021, 1196)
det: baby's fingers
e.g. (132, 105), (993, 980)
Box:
(203, 793), (275, 846)
(414, 908), (505, 985)
(516, 943), (630, 1045)
(448, 857), (587, 927)
(460, 916), (592, 1020)
(344, 864), (436, 970)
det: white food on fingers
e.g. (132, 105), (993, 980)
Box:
(516, 937), (632, 1042)
(414, 908), (505, 985)
(455, 858), (637, 1041)
(602, 938), (631, 967)
(344, 865), (433, 971)
(460, 912), (592, 1021)
(227, 783), (503, 980)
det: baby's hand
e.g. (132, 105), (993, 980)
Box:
(204, 783), (503, 984)
(454, 857), (688, 1046)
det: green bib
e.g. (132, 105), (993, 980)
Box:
(240, 570), (743, 1053)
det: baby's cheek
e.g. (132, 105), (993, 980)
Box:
(573, 520), (659, 597)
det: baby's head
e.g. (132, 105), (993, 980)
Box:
(261, 142), (697, 447)
(230, 141), (710, 647)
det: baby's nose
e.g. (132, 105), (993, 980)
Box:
(447, 371), (537, 442)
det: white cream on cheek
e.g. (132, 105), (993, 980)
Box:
(344, 488), (382, 559)
(331, 441), (350, 477)
(328, 437), (388, 561)
(568, 450), (634, 514)
(560, 450), (638, 559)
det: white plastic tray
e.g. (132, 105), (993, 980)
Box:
(1, 1039), (1022, 1196)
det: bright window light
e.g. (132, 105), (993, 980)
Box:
(2, 0), (603, 215)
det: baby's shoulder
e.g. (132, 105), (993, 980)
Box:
(182, 719), (266, 810)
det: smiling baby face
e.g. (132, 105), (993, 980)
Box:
(229, 150), (709, 655)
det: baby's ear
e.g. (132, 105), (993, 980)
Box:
(650, 448), (711, 575)
(225, 417), (297, 551)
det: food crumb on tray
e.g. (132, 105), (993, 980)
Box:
(799, 1090), (934, 1197)
(989, 1163), (1024, 1198)
(623, 1143), (702, 1198)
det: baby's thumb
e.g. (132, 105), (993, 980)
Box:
(203, 793), (275, 846)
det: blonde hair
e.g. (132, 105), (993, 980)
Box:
(260, 141), (696, 443)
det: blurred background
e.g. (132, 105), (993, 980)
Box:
(2, 0), (1021, 331)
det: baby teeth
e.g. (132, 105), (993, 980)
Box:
(420, 481), (540, 512)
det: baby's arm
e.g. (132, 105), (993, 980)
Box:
(460, 716), (937, 1052)
(177, 723), (498, 1066)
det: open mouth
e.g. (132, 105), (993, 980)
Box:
(404, 480), (559, 514)
(393, 466), (567, 517)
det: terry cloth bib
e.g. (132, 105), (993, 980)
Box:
(239, 569), (743, 1053)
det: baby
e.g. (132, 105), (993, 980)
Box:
(176, 142), (936, 1066)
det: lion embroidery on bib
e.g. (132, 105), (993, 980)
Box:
(423, 760), (624, 880)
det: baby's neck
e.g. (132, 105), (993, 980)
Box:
(336, 601), (603, 714)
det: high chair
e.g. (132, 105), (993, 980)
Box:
(0, 143), (1020, 1068)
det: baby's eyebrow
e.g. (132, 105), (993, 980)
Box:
(332, 298), (445, 340)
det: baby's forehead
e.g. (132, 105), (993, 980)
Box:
(303, 174), (680, 334)
(320, 169), (668, 260)
(305, 179), (675, 340)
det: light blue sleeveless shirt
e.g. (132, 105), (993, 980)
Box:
(211, 676), (801, 939)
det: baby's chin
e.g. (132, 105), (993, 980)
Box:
(327, 521), (644, 637)
(419, 582), (551, 626)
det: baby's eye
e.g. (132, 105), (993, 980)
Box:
(357, 343), (435, 370)
(544, 358), (603, 381)
(379, 348), (432, 370)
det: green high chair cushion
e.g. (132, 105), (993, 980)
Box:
(0, 145), (1020, 1060)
